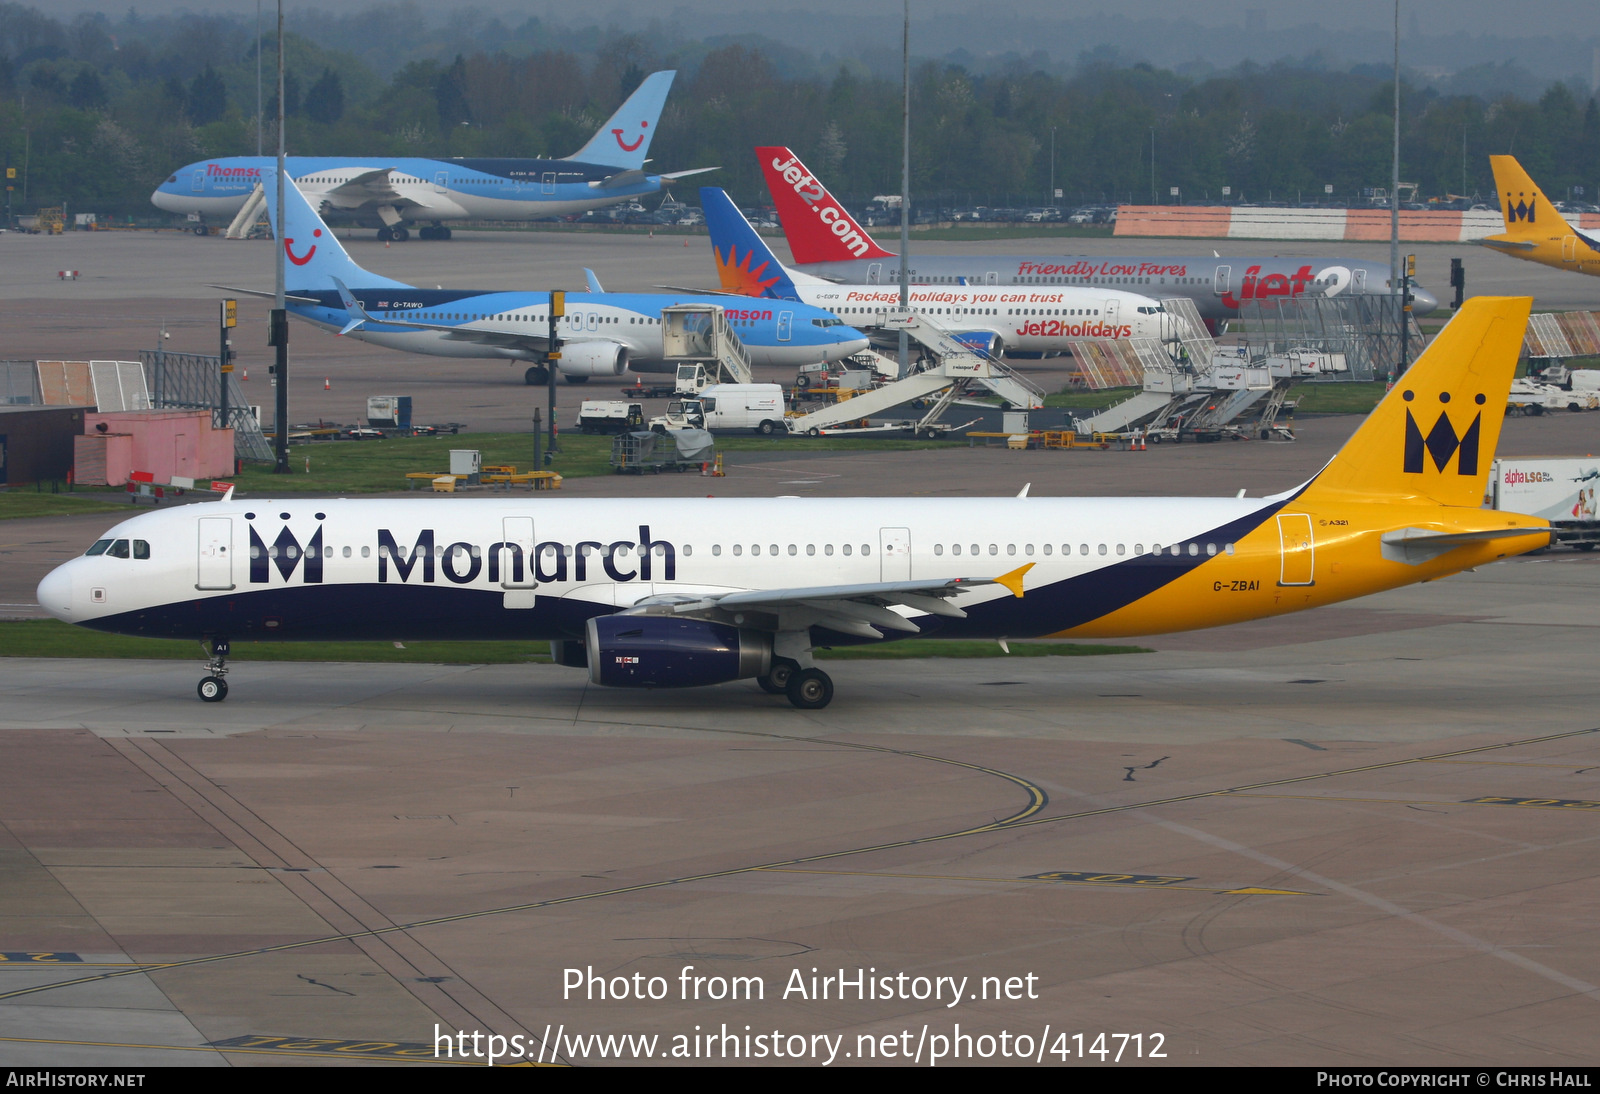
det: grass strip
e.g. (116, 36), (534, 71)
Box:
(0, 493), (140, 521)
(225, 432), (955, 495)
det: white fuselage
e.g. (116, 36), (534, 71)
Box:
(792, 283), (1188, 351)
(291, 293), (869, 372)
(37, 495), (1270, 644)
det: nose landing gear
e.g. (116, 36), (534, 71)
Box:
(198, 637), (230, 702)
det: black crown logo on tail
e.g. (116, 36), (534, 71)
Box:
(1402, 391), (1482, 476)
(1505, 192), (1536, 223)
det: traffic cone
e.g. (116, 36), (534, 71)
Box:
(324, 377), (330, 390)
(242, 368), (248, 381)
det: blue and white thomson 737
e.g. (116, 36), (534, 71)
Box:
(236, 168), (868, 384)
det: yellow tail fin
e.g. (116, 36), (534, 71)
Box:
(1302, 296), (1531, 508)
(1489, 155), (1554, 239)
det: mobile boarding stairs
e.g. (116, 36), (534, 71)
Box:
(786, 310), (1045, 436)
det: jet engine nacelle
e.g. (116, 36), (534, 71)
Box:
(558, 341), (630, 377)
(585, 615), (772, 688)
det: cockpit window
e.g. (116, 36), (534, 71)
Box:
(166, 175), (177, 184)
(85, 539), (111, 556)
(107, 539), (130, 558)
(133, 540), (150, 560)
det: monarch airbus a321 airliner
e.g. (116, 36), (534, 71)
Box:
(37, 298), (1548, 710)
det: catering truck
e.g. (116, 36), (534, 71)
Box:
(1490, 457), (1600, 549)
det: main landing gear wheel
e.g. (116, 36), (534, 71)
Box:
(524, 366), (549, 386)
(198, 676), (228, 702)
(757, 659), (797, 695)
(785, 667), (833, 710)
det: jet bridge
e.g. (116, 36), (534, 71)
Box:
(787, 310), (1039, 435)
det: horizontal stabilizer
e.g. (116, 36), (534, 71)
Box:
(591, 169), (647, 190)
(1382, 527), (1549, 548)
(660, 167), (722, 181)
(208, 283), (321, 305)
(1380, 524), (1551, 564)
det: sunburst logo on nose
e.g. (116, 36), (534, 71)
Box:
(714, 243), (782, 298)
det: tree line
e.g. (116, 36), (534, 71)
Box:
(1, 4), (1597, 218)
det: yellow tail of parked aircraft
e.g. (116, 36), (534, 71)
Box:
(1062, 295), (1551, 638)
(1483, 155), (1600, 276)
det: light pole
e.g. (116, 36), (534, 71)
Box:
(1149, 127), (1156, 205)
(897, 0), (910, 378)
(271, 0), (290, 474)
(256, 0), (262, 156)
(1049, 126), (1056, 207)
(1390, 0), (1402, 381)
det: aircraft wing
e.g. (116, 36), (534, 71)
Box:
(321, 167), (406, 205)
(329, 282), (554, 348)
(621, 569), (1030, 639)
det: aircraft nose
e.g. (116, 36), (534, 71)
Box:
(151, 188), (178, 212)
(836, 334), (870, 358)
(36, 564), (73, 621)
(1410, 285), (1440, 315)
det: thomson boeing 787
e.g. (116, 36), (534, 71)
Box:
(37, 298), (1548, 709)
(153, 72), (716, 240)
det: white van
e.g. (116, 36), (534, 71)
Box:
(651, 384), (788, 435)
